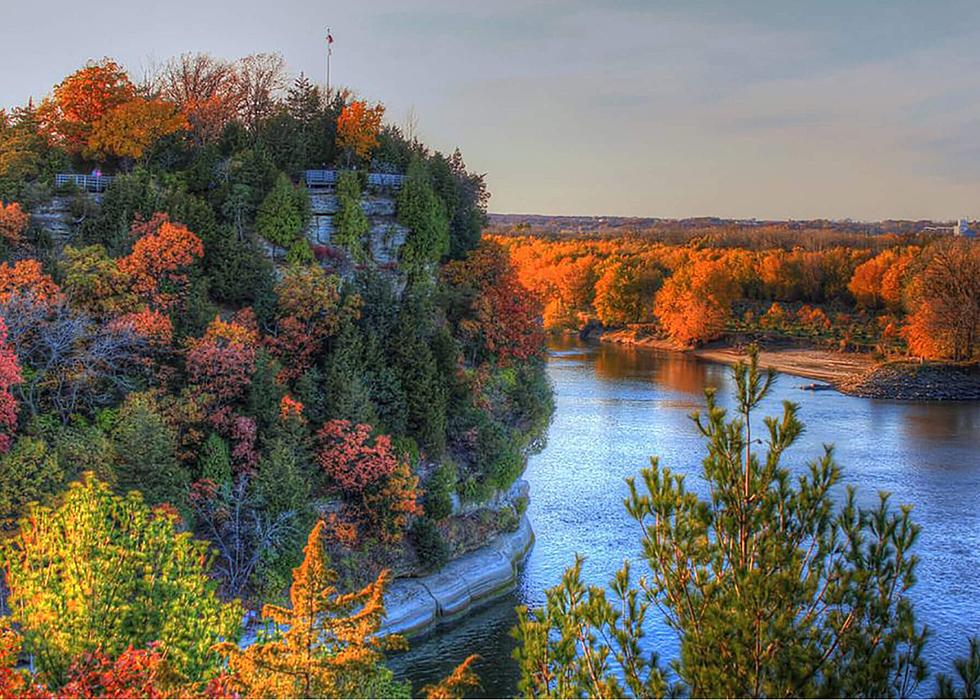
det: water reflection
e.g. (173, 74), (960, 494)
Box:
(398, 339), (980, 697)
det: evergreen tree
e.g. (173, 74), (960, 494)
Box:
(256, 172), (307, 260)
(111, 393), (189, 509)
(397, 158), (449, 268)
(197, 432), (232, 485)
(333, 170), (369, 260)
(515, 352), (928, 698)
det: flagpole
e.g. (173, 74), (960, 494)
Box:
(325, 27), (332, 96)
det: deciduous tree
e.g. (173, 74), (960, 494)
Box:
(336, 100), (385, 164)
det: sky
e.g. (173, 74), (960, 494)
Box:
(2, 0), (979, 221)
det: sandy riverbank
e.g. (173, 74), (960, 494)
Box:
(601, 330), (872, 384)
(599, 330), (980, 400)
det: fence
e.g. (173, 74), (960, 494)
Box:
(303, 170), (405, 190)
(55, 173), (115, 192)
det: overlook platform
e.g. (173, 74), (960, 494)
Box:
(303, 169), (405, 191)
(55, 173), (115, 193)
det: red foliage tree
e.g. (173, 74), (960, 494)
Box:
(442, 240), (544, 363)
(186, 311), (259, 405)
(315, 420), (421, 541)
(59, 645), (168, 699)
(0, 317), (23, 454)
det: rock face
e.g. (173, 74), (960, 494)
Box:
(380, 514), (535, 637)
(31, 196), (79, 241)
(305, 189), (406, 265)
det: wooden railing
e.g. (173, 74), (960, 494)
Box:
(55, 173), (115, 192)
(303, 170), (405, 190)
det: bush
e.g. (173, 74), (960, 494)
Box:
(411, 517), (449, 571)
(424, 461), (457, 521)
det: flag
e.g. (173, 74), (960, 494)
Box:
(327, 29), (334, 55)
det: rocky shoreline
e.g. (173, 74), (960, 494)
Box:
(597, 329), (980, 401)
(380, 512), (534, 637)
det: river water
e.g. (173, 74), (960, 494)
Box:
(392, 339), (980, 697)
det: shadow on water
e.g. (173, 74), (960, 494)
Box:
(396, 338), (980, 697)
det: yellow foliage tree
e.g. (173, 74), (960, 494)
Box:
(216, 520), (408, 698)
(87, 97), (188, 162)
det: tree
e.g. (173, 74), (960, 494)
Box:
(186, 311), (259, 406)
(594, 260), (663, 327)
(0, 258), (62, 305)
(3, 474), (242, 688)
(654, 257), (739, 345)
(268, 265), (348, 382)
(315, 420), (421, 541)
(60, 244), (138, 317)
(157, 52), (241, 146)
(441, 240), (544, 363)
(236, 53), (288, 133)
(336, 100), (385, 165)
(256, 173), (308, 258)
(215, 520), (410, 698)
(904, 239), (980, 360)
(38, 59), (135, 156)
(938, 637), (980, 699)
(87, 97), (187, 163)
(117, 214), (204, 310)
(0, 317), (22, 453)
(333, 170), (369, 259)
(0, 201), (28, 246)
(398, 159), (450, 267)
(110, 392), (188, 508)
(0, 436), (65, 532)
(515, 353), (928, 698)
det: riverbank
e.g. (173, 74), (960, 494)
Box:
(380, 509), (534, 638)
(600, 329), (980, 400)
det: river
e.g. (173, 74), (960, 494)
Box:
(392, 339), (980, 697)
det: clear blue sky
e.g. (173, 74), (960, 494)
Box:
(2, 1), (978, 221)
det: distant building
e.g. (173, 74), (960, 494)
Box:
(955, 219), (975, 238)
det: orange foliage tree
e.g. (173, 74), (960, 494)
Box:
(0, 202), (29, 246)
(39, 59), (135, 156)
(88, 97), (188, 162)
(904, 240), (980, 360)
(336, 100), (385, 164)
(593, 260), (663, 327)
(117, 214), (204, 310)
(0, 259), (62, 305)
(442, 240), (544, 363)
(215, 521), (407, 698)
(654, 257), (739, 345)
(268, 265), (351, 382)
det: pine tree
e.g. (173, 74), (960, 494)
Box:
(515, 351), (929, 698)
(397, 159), (449, 268)
(333, 170), (369, 261)
(256, 173), (306, 261)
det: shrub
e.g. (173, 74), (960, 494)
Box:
(411, 517), (449, 571)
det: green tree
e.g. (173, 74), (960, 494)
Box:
(939, 637), (980, 699)
(111, 392), (188, 508)
(257, 172), (309, 261)
(334, 170), (369, 260)
(197, 432), (232, 485)
(3, 474), (242, 688)
(515, 352), (928, 698)
(0, 436), (65, 532)
(397, 159), (449, 268)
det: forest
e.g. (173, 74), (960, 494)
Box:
(0, 54), (552, 697)
(493, 224), (980, 361)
